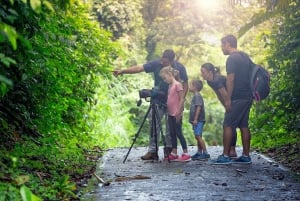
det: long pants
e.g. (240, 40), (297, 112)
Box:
(168, 116), (187, 150)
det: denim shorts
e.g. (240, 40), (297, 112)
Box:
(193, 121), (205, 137)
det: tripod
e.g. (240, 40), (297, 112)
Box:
(123, 100), (166, 163)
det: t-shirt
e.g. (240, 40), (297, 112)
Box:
(226, 51), (252, 100)
(207, 75), (226, 93)
(167, 81), (183, 117)
(189, 92), (205, 123)
(143, 59), (188, 104)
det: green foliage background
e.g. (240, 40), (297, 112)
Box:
(0, 0), (299, 200)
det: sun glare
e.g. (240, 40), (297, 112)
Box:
(196, 0), (220, 10)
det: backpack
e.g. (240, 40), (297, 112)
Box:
(249, 62), (270, 101)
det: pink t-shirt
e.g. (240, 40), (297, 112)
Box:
(167, 81), (183, 116)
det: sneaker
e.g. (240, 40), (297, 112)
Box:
(167, 153), (179, 161)
(141, 152), (158, 160)
(191, 152), (202, 160)
(232, 155), (252, 164)
(199, 153), (210, 160)
(209, 154), (233, 165)
(178, 153), (191, 162)
(191, 153), (210, 160)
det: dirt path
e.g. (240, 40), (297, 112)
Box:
(82, 146), (300, 201)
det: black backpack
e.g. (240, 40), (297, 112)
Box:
(249, 61), (270, 101)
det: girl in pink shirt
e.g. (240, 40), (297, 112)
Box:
(159, 66), (191, 161)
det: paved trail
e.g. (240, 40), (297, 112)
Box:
(82, 146), (300, 201)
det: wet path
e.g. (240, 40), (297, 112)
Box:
(82, 146), (300, 201)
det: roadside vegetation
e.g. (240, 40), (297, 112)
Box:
(0, 0), (299, 200)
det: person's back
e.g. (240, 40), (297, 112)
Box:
(226, 52), (252, 100)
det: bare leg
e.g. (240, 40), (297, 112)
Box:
(240, 127), (251, 156)
(230, 127), (237, 156)
(172, 148), (178, 155)
(196, 136), (207, 153)
(223, 126), (233, 156)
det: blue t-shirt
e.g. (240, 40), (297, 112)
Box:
(226, 51), (252, 100)
(143, 59), (188, 104)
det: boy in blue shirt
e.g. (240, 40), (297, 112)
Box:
(189, 79), (210, 160)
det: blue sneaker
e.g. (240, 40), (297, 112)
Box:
(191, 153), (202, 160)
(210, 154), (233, 165)
(232, 155), (252, 164)
(199, 153), (210, 160)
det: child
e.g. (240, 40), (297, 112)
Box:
(159, 66), (191, 161)
(189, 79), (210, 160)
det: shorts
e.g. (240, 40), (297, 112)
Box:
(223, 99), (252, 128)
(193, 121), (205, 137)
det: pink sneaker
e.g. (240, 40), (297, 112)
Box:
(178, 153), (191, 162)
(167, 153), (179, 161)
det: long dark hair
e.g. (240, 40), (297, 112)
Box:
(201, 63), (220, 75)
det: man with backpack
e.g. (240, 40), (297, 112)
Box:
(211, 34), (253, 165)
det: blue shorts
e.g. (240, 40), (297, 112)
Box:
(193, 121), (205, 137)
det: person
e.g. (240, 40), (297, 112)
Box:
(113, 49), (188, 160)
(188, 79), (210, 160)
(211, 34), (253, 164)
(159, 66), (191, 161)
(200, 63), (238, 158)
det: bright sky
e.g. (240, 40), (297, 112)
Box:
(196, 0), (220, 10)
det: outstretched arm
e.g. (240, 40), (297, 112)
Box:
(113, 65), (144, 77)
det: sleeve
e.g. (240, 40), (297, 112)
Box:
(176, 82), (183, 92)
(226, 55), (237, 74)
(194, 94), (203, 106)
(143, 60), (160, 73)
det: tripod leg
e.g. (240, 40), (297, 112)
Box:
(123, 105), (152, 163)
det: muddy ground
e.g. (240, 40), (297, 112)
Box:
(81, 146), (300, 201)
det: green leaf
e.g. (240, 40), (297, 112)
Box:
(0, 53), (17, 67)
(0, 75), (13, 86)
(20, 185), (42, 201)
(0, 22), (18, 50)
(43, 1), (54, 12)
(30, 0), (42, 13)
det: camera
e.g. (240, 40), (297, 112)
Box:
(137, 87), (165, 106)
(139, 89), (152, 99)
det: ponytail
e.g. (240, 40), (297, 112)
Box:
(201, 63), (220, 75)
